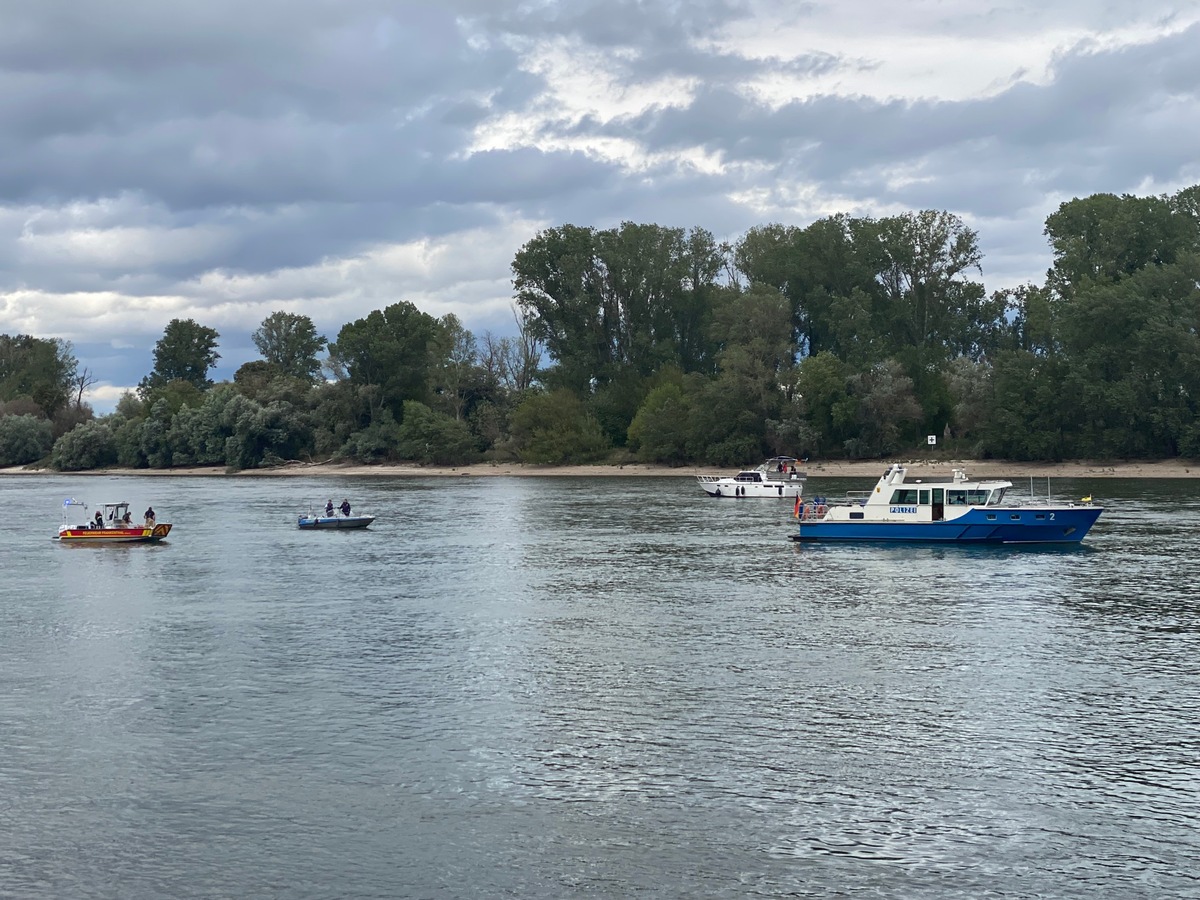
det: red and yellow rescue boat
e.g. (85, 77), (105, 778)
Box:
(56, 500), (172, 544)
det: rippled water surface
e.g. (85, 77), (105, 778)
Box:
(2, 473), (1199, 898)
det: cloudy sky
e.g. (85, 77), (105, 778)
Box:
(2, 0), (1198, 411)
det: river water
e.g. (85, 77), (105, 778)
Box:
(2, 473), (1198, 898)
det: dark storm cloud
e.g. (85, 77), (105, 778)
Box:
(0, 1), (528, 209)
(1, 0), (1198, 408)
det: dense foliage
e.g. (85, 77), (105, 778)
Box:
(3, 186), (1199, 473)
(0, 335), (78, 419)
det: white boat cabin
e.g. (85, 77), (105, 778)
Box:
(805, 464), (1015, 522)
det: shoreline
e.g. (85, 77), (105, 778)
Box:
(3, 458), (1199, 478)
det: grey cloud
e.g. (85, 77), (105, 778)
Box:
(0, 3), (528, 210)
(467, 0), (757, 47)
(584, 20), (1200, 208)
(2, 0), (1198, 410)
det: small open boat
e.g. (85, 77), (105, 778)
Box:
(297, 512), (375, 530)
(56, 500), (172, 544)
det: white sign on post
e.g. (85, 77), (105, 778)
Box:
(927, 435), (937, 445)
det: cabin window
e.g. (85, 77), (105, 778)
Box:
(850, 512), (864, 519)
(947, 489), (968, 505)
(966, 490), (989, 504)
(889, 489), (920, 504)
(986, 514), (997, 520)
(1035, 513), (1045, 520)
(1010, 513), (1021, 520)
(918, 490), (929, 504)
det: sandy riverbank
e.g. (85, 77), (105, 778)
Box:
(4, 458), (1199, 478)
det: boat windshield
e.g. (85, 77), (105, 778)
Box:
(946, 489), (991, 506)
(987, 487), (1007, 505)
(102, 502), (132, 524)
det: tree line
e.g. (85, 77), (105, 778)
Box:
(2, 184), (1198, 471)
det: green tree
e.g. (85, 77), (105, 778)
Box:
(981, 351), (1074, 460)
(788, 351), (854, 458)
(513, 222), (725, 394)
(871, 210), (998, 363)
(310, 380), (375, 458)
(139, 398), (175, 468)
(512, 224), (600, 393)
(842, 360), (923, 458)
(252, 311), (327, 381)
(328, 302), (444, 422)
(168, 384), (240, 465)
(430, 314), (483, 422)
(1058, 257), (1200, 457)
(1044, 192), (1192, 296)
(140, 319), (221, 396)
(51, 421), (118, 471)
(710, 284), (794, 380)
(679, 285), (794, 463)
(994, 283), (1058, 355)
(944, 357), (993, 453)
(735, 215), (880, 358)
(0, 414), (54, 465)
(233, 360), (278, 399)
(0, 335), (77, 416)
(1042, 188), (1200, 457)
(111, 415), (148, 468)
(396, 401), (480, 465)
(114, 391), (147, 420)
(344, 409), (402, 462)
(509, 390), (610, 464)
(627, 380), (692, 463)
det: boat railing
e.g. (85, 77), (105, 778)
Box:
(1008, 497), (1090, 509)
(764, 470), (806, 481)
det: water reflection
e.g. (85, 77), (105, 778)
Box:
(2, 474), (1199, 898)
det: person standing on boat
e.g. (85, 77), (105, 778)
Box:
(326, 500), (335, 517)
(144, 506), (155, 525)
(340, 499), (351, 517)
